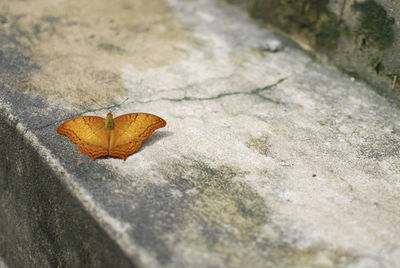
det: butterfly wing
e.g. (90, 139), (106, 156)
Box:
(110, 113), (166, 160)
(57, 116), (109, 161)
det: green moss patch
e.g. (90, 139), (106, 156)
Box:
(316, 21), (341, 50)
(353, 0), (394, 50)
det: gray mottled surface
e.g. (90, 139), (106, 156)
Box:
(0, 0), (400, 267)
(0, 256), (8, 268)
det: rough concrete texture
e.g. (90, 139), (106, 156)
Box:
(0, 256), (8, 268)
(0, 0), (399, 267)
(224, 0), (400, 106)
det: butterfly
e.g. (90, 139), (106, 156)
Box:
(57, 112), (166, 161)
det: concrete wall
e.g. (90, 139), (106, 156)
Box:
(0, 116), (134, 267)
(223, 0), (400, 105)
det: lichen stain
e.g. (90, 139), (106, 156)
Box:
(126, 159), (268, 264)
(0, 0), (190, 108)
(125, 159), (358, 266)
(246, 134), (270, 156)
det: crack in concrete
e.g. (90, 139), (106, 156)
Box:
(161, 77), (287, 104)
(33, 77), (287, 130)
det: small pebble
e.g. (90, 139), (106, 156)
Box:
(262, 39), (283, 52)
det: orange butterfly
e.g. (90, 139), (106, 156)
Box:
(57, 112), (166, 161)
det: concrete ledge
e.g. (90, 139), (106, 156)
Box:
(0, 114), (134, 267)
(1, 0), (400, 267)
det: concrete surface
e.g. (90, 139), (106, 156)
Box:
(0, 256), (8, 268)
(224, 0), (400, 106)
(0, 0), (400, 267)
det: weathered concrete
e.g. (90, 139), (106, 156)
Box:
(0, 114), (135, 267)
(0, 256), (8, 268)
(224, 0), (400, 106)
(0, 0), (400, 267)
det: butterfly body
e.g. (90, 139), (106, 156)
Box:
(57, 113), (166, 161)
